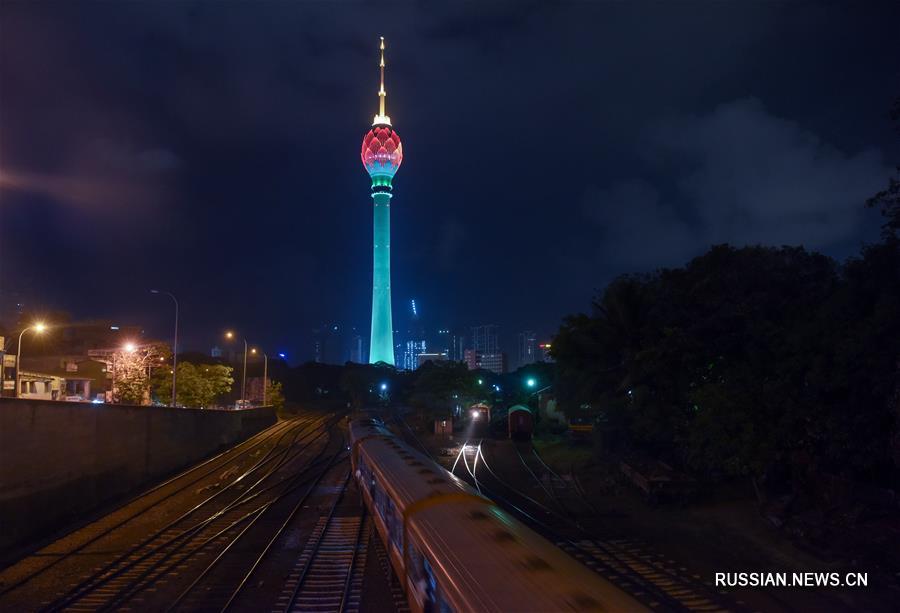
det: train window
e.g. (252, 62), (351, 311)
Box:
(421, 557), (440, 613)
(383, 498), (402, 552)
(358, 457), (374, 494)
(436, 593), (454, 613)
(375, 487), (387, 520)
(407, 542), (424, 585)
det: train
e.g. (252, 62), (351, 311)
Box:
(468, 402), (491, 422)
(507, 404), (533, 439)
(568, 415), (595, 441)
(349, 418), (646, 612)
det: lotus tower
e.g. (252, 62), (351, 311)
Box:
(361, 37), (403, 366)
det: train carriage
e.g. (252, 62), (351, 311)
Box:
(468, 402), (490, 422)
(349, 418), (646, 612)
(507, 404), (533, 439)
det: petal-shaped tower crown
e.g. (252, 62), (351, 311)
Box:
(361, 126), (403, 178)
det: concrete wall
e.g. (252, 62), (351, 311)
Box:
(0, 398), (276, 555)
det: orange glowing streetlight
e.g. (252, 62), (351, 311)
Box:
(14, 322), (47, 398)
(224, 331), (248, 406)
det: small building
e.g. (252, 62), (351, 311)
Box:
(18, 371), (66, 401)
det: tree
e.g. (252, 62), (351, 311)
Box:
(113, 343), (170, 405)
(266, 379), (285, 411)
(553, 243), (899, 487)
(866, 98), (900, 239)
(409, 360), (477, 416)
(152, 362), (233, 408)
(340, 364), (379, 409)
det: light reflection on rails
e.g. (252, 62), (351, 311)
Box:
(39, 414), (343, 612)
(0, 417), (308, 598)
(399, 414), (737, 612)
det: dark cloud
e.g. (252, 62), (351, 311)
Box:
(582, 180), (695, 270)
(1, 139), (180, 231)
(1, 2), (898, 357)
(583, 98), (889, 272)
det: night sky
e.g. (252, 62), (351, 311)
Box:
(1, 2), (898, 361)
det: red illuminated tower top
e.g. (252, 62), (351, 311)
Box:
(361, 37), (402, 181)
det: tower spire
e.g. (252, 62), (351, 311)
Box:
(373, 36), (391, 126)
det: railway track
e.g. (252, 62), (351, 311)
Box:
(168, 444), (348, 612)
(276, 472), (368, 613)
(395, 413), (737, 613)
(33, 413), (345, 612)
(0, 416), (310, 599)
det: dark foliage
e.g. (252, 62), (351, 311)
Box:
(866, 98), (900, 239)
(553, 243), (900, 485)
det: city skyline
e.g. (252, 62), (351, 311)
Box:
(2, 3), (897, 363)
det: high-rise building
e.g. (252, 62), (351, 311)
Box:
(517, 330), (537, 368)
(362, 37), (403, 366)
(312, 324), (355, 364)
(538, 342), (555, 363)
(479, 353), (507, 374)
(463, 348), (506, 374)
(436, 328), (466, 362)
(349, 334), (365, 363)
(472, 325), (500, 355)
(402, 340), (427, 371)
(449, 332), (467, 362)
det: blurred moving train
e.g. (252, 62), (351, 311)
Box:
(349, 418), (646, 612)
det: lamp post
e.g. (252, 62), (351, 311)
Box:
(251, 348), (268, 406)
(150, 290), (179, 407)
(225, 331), (248, 406)
(14, 322), (46, 398)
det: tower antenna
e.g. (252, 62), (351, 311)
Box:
(374, 36), (391, 126)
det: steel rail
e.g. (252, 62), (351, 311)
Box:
(0, 416), (304, 597)
(337, 508), (368, 613)
(169, 445), (347, 612)
(42, 415), (334, 612)
(218, 448), (348, 612)
(97, 428), (344, 613)
(283, 470), (353, 612)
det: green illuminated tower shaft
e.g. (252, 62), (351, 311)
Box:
(361, 37), (403, 365)
(370, 189), (393, 364)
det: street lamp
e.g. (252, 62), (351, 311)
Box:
(150, 289), (179, 407)
(225, 331), (248, 407)
(14, 322), (47, 398)
(526, 377), (536, 388)
(251, 347), (269, 406)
